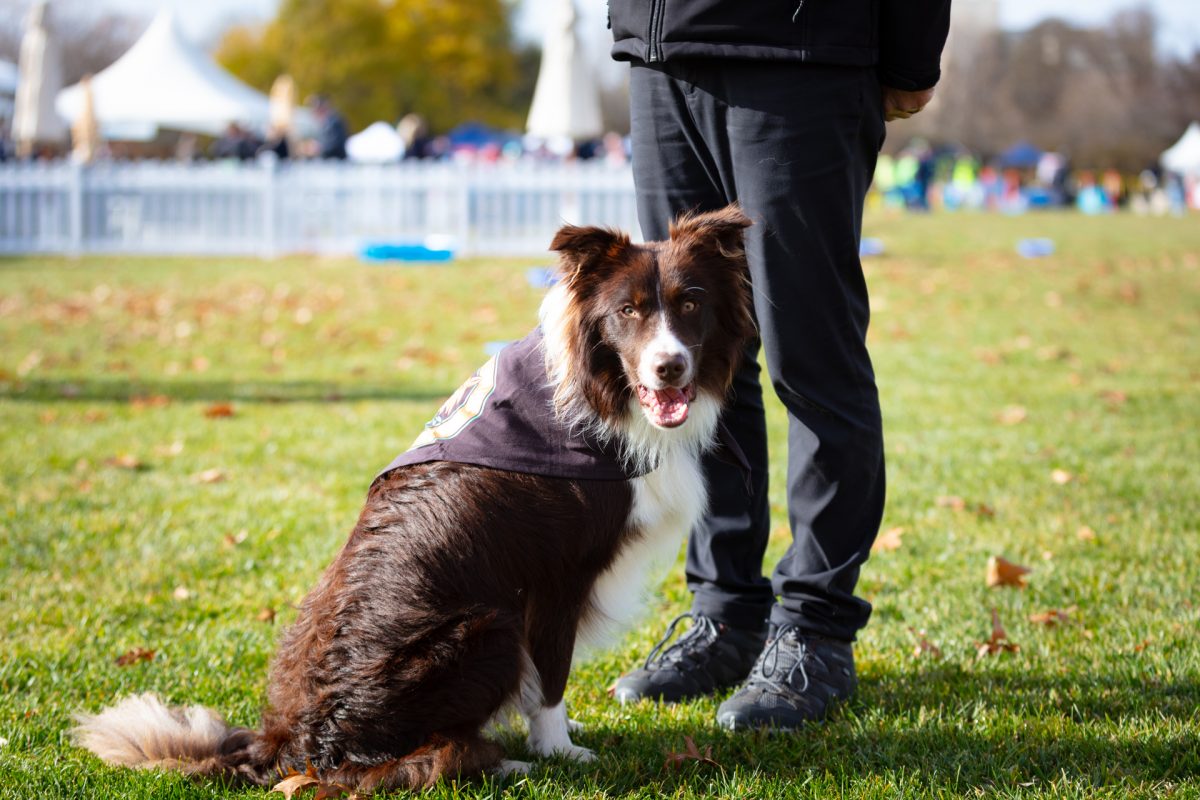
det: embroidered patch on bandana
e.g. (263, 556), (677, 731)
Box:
(408, 353), (500, 450)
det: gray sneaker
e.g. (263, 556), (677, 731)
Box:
(612, 613), (767, 704)
(716, 625), (857, 730)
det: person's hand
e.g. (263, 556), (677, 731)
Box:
(882, 86), (936, 122)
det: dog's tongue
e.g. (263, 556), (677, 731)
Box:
(638, 386), (690, 428)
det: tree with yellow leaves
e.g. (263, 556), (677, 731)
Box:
(215, 0), (535, 134)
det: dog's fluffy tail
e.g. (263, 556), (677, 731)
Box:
(72, 693), (268, 785)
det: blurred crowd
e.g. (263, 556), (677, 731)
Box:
(871, 140), (1199, 216)
(187, 97), (631, 168)
(4, 88), (1196, 218)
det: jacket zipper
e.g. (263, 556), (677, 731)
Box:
(647, 0), (662, 62)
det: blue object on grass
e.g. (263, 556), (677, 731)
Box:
(1016, 238), (1055, 258)
(859, 237), (885, 257)
(526, 266), (559, 288)
(360, 238), (455, 263)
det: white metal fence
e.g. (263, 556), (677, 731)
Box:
(0, 160), (642, 258)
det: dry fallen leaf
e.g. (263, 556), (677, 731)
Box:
(1036, 344), (1072, 362)
(997, 405), (1028, 425)
(1076, 525), (1098, 542)
(1051, 469), (1074, 485)
(204, 403), (235, 419)
(104, 454), (145, 471)
(257, 607), (277, 624)
(1117, 281), (1141, 304)
(223, 530), (249, 548)
(871, 526), (905, 553)
(936, 495), (967, 511)
(194, 468), (227, 484)
(271, 771), (320, 799)
(986, 556), (1032, 588)
(908, 628), (943, 659)
(130, 394), (171, 410)
(156, 440), (185, 457)
(1028, 608), (1074, 627)
(976, 608), (1020, 658)
(664, 735), (721, 771)
(115, 647), (155, 667)
(975, 347), (1003, 365)
(1098, 389), (1127, 408)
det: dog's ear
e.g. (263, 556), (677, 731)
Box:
(668, 204), (752, 258)
(549, 225), (631, 282)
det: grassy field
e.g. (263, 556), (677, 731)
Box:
(1, 211), (1198, 799)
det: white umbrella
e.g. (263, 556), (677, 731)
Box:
(525, 0), (604, 143)
(11, 1), (68, 156)
(1161, 122), (1200, 177)
(347, 121), (405, 163)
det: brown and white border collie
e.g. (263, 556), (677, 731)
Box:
(73, 205), (755, 792)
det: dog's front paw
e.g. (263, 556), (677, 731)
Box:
(493, 759), (532, 777)
(556, 743), (597, 762)
(566, 717), (586, 734)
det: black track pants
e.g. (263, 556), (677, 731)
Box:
(629, 59), (886, 641)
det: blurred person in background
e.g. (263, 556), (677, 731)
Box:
(307, 95), (347, 160)
(210, 123), (260, 161)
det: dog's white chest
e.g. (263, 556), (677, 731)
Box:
(579, 447), (707, 651)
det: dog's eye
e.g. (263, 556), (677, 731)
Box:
(681, 299), (699, 314)
(620, 305), (638, 318)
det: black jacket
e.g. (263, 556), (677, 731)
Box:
(608, 0), (951, 91)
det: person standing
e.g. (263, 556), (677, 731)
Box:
(308, 95), (349, 160)
(607, 1), (951, 730)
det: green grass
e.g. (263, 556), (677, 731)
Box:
(1, 211), (1198, 799)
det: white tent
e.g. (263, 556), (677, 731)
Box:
(56, 10), (272, 139)
(525, 0), (603, 143)
(1161, 122), (1200, 177)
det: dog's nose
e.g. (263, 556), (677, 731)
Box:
(654, 354), (687, 384)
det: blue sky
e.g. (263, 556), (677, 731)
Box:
(65, 0), (1200, 58)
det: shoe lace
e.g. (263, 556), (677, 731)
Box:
(756, 624), (810, 694)
(642, 613), (721, 670)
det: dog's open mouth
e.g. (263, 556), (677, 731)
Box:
(636, 383), (697, 428)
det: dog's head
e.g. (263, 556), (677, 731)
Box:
(542, 205), (755, 433)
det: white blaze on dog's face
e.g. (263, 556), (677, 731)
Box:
(609, 277), (703, 429)
(632, 310), (695, 428)
(547, 206), (755, 431)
